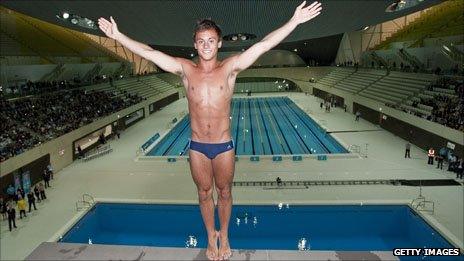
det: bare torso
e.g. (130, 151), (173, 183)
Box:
(181, 60), (236, 143)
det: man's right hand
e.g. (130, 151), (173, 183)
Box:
(98, 16), (121, 40)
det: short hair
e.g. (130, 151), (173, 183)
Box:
(193, 19), (222, 42)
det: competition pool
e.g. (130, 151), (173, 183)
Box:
(59, 203), (454, 252)
(147, 97), (347, 156)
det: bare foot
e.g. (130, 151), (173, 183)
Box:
(218, 234), (232, 260)
(206, 231), (219, 261)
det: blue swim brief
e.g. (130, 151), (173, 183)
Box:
(189, 139), (234, 159)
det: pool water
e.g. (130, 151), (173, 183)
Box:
(147, 97), (347, 156)
(60, 203), (454, 252)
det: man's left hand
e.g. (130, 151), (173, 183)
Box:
(291, 1), (322, 24)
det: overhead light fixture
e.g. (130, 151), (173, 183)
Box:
(363, 26), (369, 31)
(223, 33), (256, 42)
(56, 11), (97, 30)
(190, 53), (194, 57)
(293, 48), (298, 52)
(386, 0), (424, 13)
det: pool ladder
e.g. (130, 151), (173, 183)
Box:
(75, 194), (95, 211)
(411, 186), (434, 214)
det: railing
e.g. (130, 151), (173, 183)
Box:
(439, 40), (464, 66)
(75, 193), (95, 211)
(233, 179), (392, 188)
(82, 144), (113, 162)
(83, 63), (102, 84)
(397, 49), (425, 71)
(348, 144), (361, 153)
(370, 51), (389, 69)
(348, 143), (368, 157)
(411, 185), (434, 214)
(40, 63), (65, 82)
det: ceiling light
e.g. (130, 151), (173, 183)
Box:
(190, 53), (194, 57)
(231, 35), (238, 41)
(56, 12), (97, 30)
(294, 48), (298, 52)
(240, 35), (247, 41)
(363, 26), (369, 31)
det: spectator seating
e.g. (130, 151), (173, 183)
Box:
(0, 89), (142, 161)
(333, 70), (385, 94)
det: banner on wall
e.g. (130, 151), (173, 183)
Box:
(14, 172), (21, 191)
(22, 171), (31, 193)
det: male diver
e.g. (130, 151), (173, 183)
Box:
(99, 2), (321, 259)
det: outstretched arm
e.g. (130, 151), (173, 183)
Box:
(98, 16), (184, 75)
(231, 1), (322, 73)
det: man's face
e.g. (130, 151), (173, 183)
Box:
(194, 29), (222, 61)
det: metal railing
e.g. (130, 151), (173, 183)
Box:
(82, 144), (113, 162)
(75, 193), (95, 211)
(411, 185), (434, 214)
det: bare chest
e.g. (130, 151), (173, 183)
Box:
(185, 70), (233, 104)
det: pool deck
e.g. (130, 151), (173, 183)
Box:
(1, 92), (463, 260)
(26, 242), (398, 260)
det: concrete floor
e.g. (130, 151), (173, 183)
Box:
(1, 92), (463, 260)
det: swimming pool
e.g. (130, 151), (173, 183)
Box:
(147, 97), (347, 156)
(59, 203), (454, 252)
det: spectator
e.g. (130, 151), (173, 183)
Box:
(456, 159), (463, 179)
(27, 190), (37, 212)
(276, 177), (282, 186)
(39, 183), (47, 200)
(355, 111), (361, 121)
(47, 163), (54, 180)
(99, 133), (106, 145)
(405, 142), (411, 158)
(436, 154), (444, 170)
(16, 187), (25, 201)
(428, 148), (435, 165)
(6, 184), (15, 201)
(77, 145), (84, 159)
(0, 197), (6, 220)
(7, 203), (17, 231)
(43, 169), (51, 188)
(448, 154), (457, 172)
(34, 185), (41, 202)
(17, 195), (27, 219)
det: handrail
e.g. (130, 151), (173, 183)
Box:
(82, 193), (94, 204)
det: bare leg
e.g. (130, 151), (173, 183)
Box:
(212, 149), (235, 260)
(189, 150), (218, 260)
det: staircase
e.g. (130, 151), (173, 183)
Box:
(82, 63), (103, 84)
(397, 49), (425, 71)
(40, 63), (66, 81)
(370, 51), (389, 69)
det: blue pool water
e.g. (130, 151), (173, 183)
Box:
(147, 97), (347, 156)
(60, 203), (454, 253)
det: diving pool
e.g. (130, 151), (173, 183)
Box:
(59, 203), (454, 253)
(147, 97), (347, 156)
